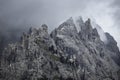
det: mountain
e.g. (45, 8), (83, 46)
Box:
(0, 17), (120, 80)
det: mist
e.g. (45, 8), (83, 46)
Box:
(0, 0), (120, 48)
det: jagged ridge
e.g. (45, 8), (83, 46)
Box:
(0, 17), (120, 80)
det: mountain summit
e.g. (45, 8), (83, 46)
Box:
(0, 17), (120, 80)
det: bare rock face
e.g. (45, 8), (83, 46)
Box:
(105, 32), (120, 54)
(0, 17), (120, 80)
(105, 32), (120, 66)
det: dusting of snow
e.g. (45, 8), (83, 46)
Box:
(57, 34), (64, 38)
(61, 27), (65, 31)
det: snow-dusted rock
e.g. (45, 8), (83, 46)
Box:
(0, 17), (120, 80)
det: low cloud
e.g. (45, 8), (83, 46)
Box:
(0, 0), (120, 48)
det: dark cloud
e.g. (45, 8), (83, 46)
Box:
(0, 0), (89, 38)
(0, 0), (105, 30)
(0, 0), (120, 48)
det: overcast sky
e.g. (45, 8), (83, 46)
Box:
(0, 0), (120, 48)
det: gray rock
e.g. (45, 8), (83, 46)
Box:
(105, 32), (120, 66)
(0, 17), (120, 80)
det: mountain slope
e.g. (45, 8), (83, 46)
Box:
(0, 17), (120, 80)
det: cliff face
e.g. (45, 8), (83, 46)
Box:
(0, 17), (120, 80)
(105, 32), (120, 66)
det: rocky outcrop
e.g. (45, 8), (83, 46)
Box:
(105, 32), (120, 66)
(0, 17), (120, 80)
(105, 33), (120, 54)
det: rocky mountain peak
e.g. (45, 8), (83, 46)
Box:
(41, 24), (48, 32)
(58, 17), (76, 31)
(65, 17), (74, 25)
(51, 17), (78, 41)
(77, 18), (101, 42)
(85, 18), (91, 24)
(84, 18), (92, 31)
(0, 17), (120, 80)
